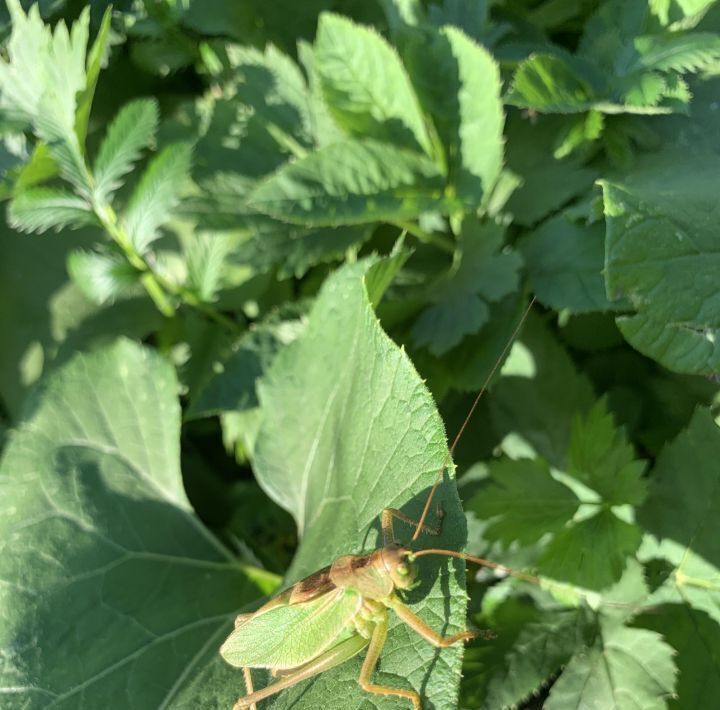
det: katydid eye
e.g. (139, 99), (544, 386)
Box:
(397, 564), (409, 576)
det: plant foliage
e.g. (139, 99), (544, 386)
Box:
(1, 1), (719, 709)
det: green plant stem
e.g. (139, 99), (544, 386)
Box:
(94, 203), (176, 317)
(139, 272), (175, 317)
(155, 272), (242, 333)
(391, 221), (455, 254)
(94, 202), (241, 332)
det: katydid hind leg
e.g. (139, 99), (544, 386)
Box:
(357, 611), (422, 709)
(232, 633), (369, 709)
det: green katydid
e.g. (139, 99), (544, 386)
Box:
(220, 299), (537, 709)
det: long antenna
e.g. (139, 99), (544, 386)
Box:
(413, 548), (539, 584)
(413, 548), (648, 612)
(411, 296), (537, 542)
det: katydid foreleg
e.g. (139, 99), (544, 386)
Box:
(387, 596), (479, 647)
(381, 507), (443, 546)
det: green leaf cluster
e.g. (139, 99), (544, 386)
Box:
(1, 2), (719, 709)
(507, 0), (720, 117)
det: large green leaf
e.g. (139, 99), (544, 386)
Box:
(227, 216), (371, 279)
(545, 619), (676, 709)
(469, 458), (580, 545)
(475, 400), (645, 590)
(0, 340), (277, 708)
(602, 148), (720, 375)
(440, 27), (504, 202)
(248, 139), (445, 226)
(504, 113), (597, 227)
(227, 43), (315, 158)
(638, 605), (720, 710)
(403, 25), (504, 204)
(520, 214), (613, 313)
(465, 608), (579, 710)
(539, 510), (643, 590)
(566, 400), (647, 507)
(314, 13), (432, 156)
(638, 408), (720, 626)
(252, 259), (468, 708)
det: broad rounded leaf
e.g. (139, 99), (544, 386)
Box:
(520, 215), (613, 313)
(545, 620), (676, 710)
(602, 149), (720, 375)
(0, 340), (276, 708)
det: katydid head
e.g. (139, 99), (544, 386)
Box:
(380, 544), (420, 590)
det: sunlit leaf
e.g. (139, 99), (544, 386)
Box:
(249, 139), (445, 225)
(93, 99), (159, 203)
(8, 188), (97, 233)
(123, 142), (193, 251)
(252, 259), (468, 708)
(315, 13), (432, 156)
